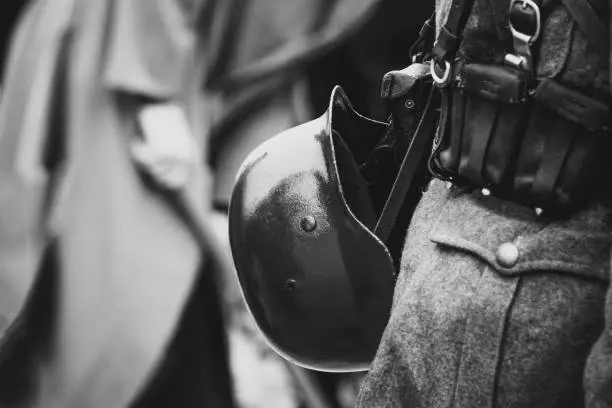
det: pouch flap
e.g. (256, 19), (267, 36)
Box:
(461, 63), (531, 104)
(533, 79), (611, 131)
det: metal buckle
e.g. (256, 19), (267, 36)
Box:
(509, 0), (541, 43)
(506, 0), (541, 71)
(430, 59), (452, 87)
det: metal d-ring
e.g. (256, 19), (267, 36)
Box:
(430, 59), (452, 87)
(506, 0), (541, 70)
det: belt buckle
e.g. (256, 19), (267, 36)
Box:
(505, 0), (541, 71)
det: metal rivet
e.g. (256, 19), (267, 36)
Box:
(481, 187), (491, 197)
(285, 279), (297, 291)
(300, 216), (317, 232)
(404, 99), (416, 109)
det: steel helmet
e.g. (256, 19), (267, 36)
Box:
(228, 85), (397, 372)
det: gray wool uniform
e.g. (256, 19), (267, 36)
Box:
(356, 0), (612, 407)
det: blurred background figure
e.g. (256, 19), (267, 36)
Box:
(0, 0), (236, 407)
(0, 0), (30, 103)
(0, 0), (430, 407)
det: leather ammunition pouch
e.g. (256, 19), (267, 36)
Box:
(425, 0), (612, 218)
(430, 61), (612, 216)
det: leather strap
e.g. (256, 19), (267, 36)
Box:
(432, 0), (475, 62)
(428, 89), (452, 179)
(374, 86), (438, 242)
(438, 90), (465, 172)
(560, 0), (609, 57)
(459, 97), (497, 186)
(554, 131), (606, 211)
(513, 104), (550, 197)
(482, 103), (527, 186)
(530, 119), (575, 207)
(409, 13), (436, 62)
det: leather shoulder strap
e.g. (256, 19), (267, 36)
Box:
(432, 0), (475, 62)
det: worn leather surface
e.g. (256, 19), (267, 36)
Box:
(433, 0), (612, 215)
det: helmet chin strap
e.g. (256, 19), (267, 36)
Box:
(373, 85), (438, 243)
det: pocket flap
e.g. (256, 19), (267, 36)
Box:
(427, 188), (611, 281)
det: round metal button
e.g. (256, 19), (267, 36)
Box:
(285, 279), (297, 291)
(300, 216), (317, 232)
(496, 242), (519, 268)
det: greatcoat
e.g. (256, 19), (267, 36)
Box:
(356, 0), (612, 406)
